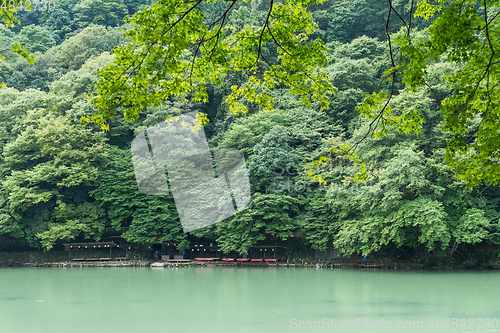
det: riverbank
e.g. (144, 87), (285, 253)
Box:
(7, 259), (500, 270)
(0, 250), (150, 267)
(150, 261), (500, 270)
(2, 250), (500, 269)
(23, 260), (152, 268)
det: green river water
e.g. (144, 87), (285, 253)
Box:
(0, 267), (499, 333)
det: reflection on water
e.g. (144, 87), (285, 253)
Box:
(0, 267), (498, 332)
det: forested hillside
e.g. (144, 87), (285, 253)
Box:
(0, 0), (499, 266)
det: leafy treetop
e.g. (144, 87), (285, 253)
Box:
(85, 0), (336, 130)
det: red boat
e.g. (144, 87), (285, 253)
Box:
(221, 258), (235, 261)
(236, 258), (250, 262)
(264, 259), (277, 262)
(250, 259), (263, 262)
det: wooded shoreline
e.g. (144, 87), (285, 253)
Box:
(1, 1), (500, 268)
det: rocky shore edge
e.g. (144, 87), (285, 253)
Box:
(22, 261), (152, 268)
(11, 260), (499, 270)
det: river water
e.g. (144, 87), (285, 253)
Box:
(0, 267), (499, 332)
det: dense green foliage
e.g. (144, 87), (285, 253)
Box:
(346, 0), (500, 188)
(0, 0), (499, 266)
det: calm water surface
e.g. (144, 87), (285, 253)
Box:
(0, 267), (499, 333)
